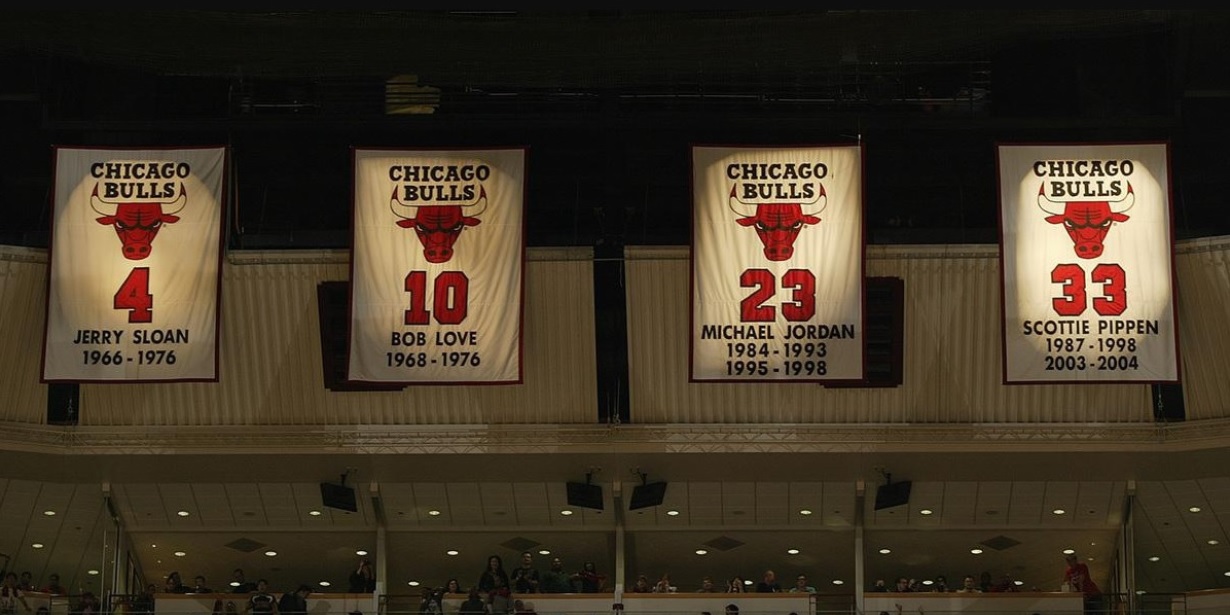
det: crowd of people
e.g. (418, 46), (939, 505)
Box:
(625, 569), (816, 594)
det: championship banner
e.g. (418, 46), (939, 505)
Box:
(691, 145), (864, 382)
(349, 148), (524, 384)
(998, 142), (1179, 383)
(42, 146), (227, 382)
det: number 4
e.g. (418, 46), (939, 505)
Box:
(114, 267), (153, 323)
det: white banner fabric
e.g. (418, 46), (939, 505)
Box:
(348, 148), (524, 384)
(691, 145), (864, 382)
(998, 142), (1179, 383)
(42, 146), (226, 382)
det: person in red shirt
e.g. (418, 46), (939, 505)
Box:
(1063, 553), (1103, 614)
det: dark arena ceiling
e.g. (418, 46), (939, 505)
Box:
(2, 10), (1230, 249)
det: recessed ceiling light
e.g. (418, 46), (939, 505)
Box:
(356, 550), (368, 556)
(743, 580), (752, 586)
(408, 581), (420, 587)
(42, 510), (56, 516)
(230, 582), (240, 587)
(87, 570), (99, 576)
(970, 548), (983, 555)
(798, 509), (813, 516)
(177, 510), (190, 517)
(265, 551), (277, 557)
(1224, 571), (1230, 577)
(560, 510), (574, 516)
(786, 549), (800, 555)
(151, 544), (157, 548)
(174, 551), (186, 557)
(427, 510), (441, 516)
(446, 550), (459, 556)
(831, 580), (844, 585)
(31, 543), (43, 549)
(878, 548), (891, 555)
(1148, 556), (1160, 562)
(1052, 509), (1066, 515)
(1014, 580), (1023, 586)
(1063, 549), (1075, 555)
(319, 582), (331, 587)
(1189, 506), (1202, 513)
(695, 549), (708, 555)
(1209, 540), (1220, 545)
(538, 550), (550, 555)
(919, 509), (933, 515)
(309, 511), (322, 516)
(666, 510), (680, 516)
(1136, 590), (1147, 595)
(922, 580), (933, 586)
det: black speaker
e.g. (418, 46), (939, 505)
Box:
(566, 482), (604, 511)
(47, 383), (80, 425)
(874, 481), (912, 511)
(629, 482), (667, 510)
(319, 482), (358, 513)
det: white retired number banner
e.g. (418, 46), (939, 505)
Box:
(691, 145), (864, 382)
(349, 148), (524, 384)
(998, 142), (1179, 383)
(42, 146), (226, 382)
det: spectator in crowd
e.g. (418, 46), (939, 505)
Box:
(989, 573), (1019, 592)
(870, 579), (888, 592)
(73, 592), (101, 615)
(572, 562), (605, 593)
(243, 580), (278, 615)
(277, 585), (311, 615)
(130, 584), (156, 615)
(789, 574), (815, 594)
(165, 572), (188, 594)
(696, 577), (718, 592)
(1063, 553), (1103, 615)
(932, 575), (949, 593)
(629, 575), (652, 593)
(755, 570), (781, 593)
(192, 576), (214, 593)
(724, 604), (739, 615)
(652, 573), (675, 593)
(512, 599), (535, 615)
(418, 587), (442, 615)
(232, 570), (257, 594)
(893, 577), (911, 592)
(727, 576), (747, 593)
(539, 558), (573, 594)
(459, 587), (486, 615)
(979, 571), (993, 593)
(443, 579), (463, 595)
(511, 552), (540, 594)
(956, 575), (981, 593)
(477, 555), (511, 615)
(41, 574), (66, 595)
(0, 573), (31, 615)
(15, 574), (31, 593)
(349, 558), (376, 594)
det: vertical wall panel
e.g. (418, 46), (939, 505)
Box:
(0, 247), (48, 424)
(626, 244), (1152, 424)
(1174, 237), (1230, 420)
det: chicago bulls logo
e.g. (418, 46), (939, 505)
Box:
(90, 183), (187, 261)
(728, 184), (827, 261)
(1037, 182), (1134, 259)
(390, 186), (488, 264)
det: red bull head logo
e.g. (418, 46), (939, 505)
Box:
(90, 184), (187, 260)
(728, 184), (827, 261)
(390, 186), (488, 264)
(1037, 183), (1134, 259)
